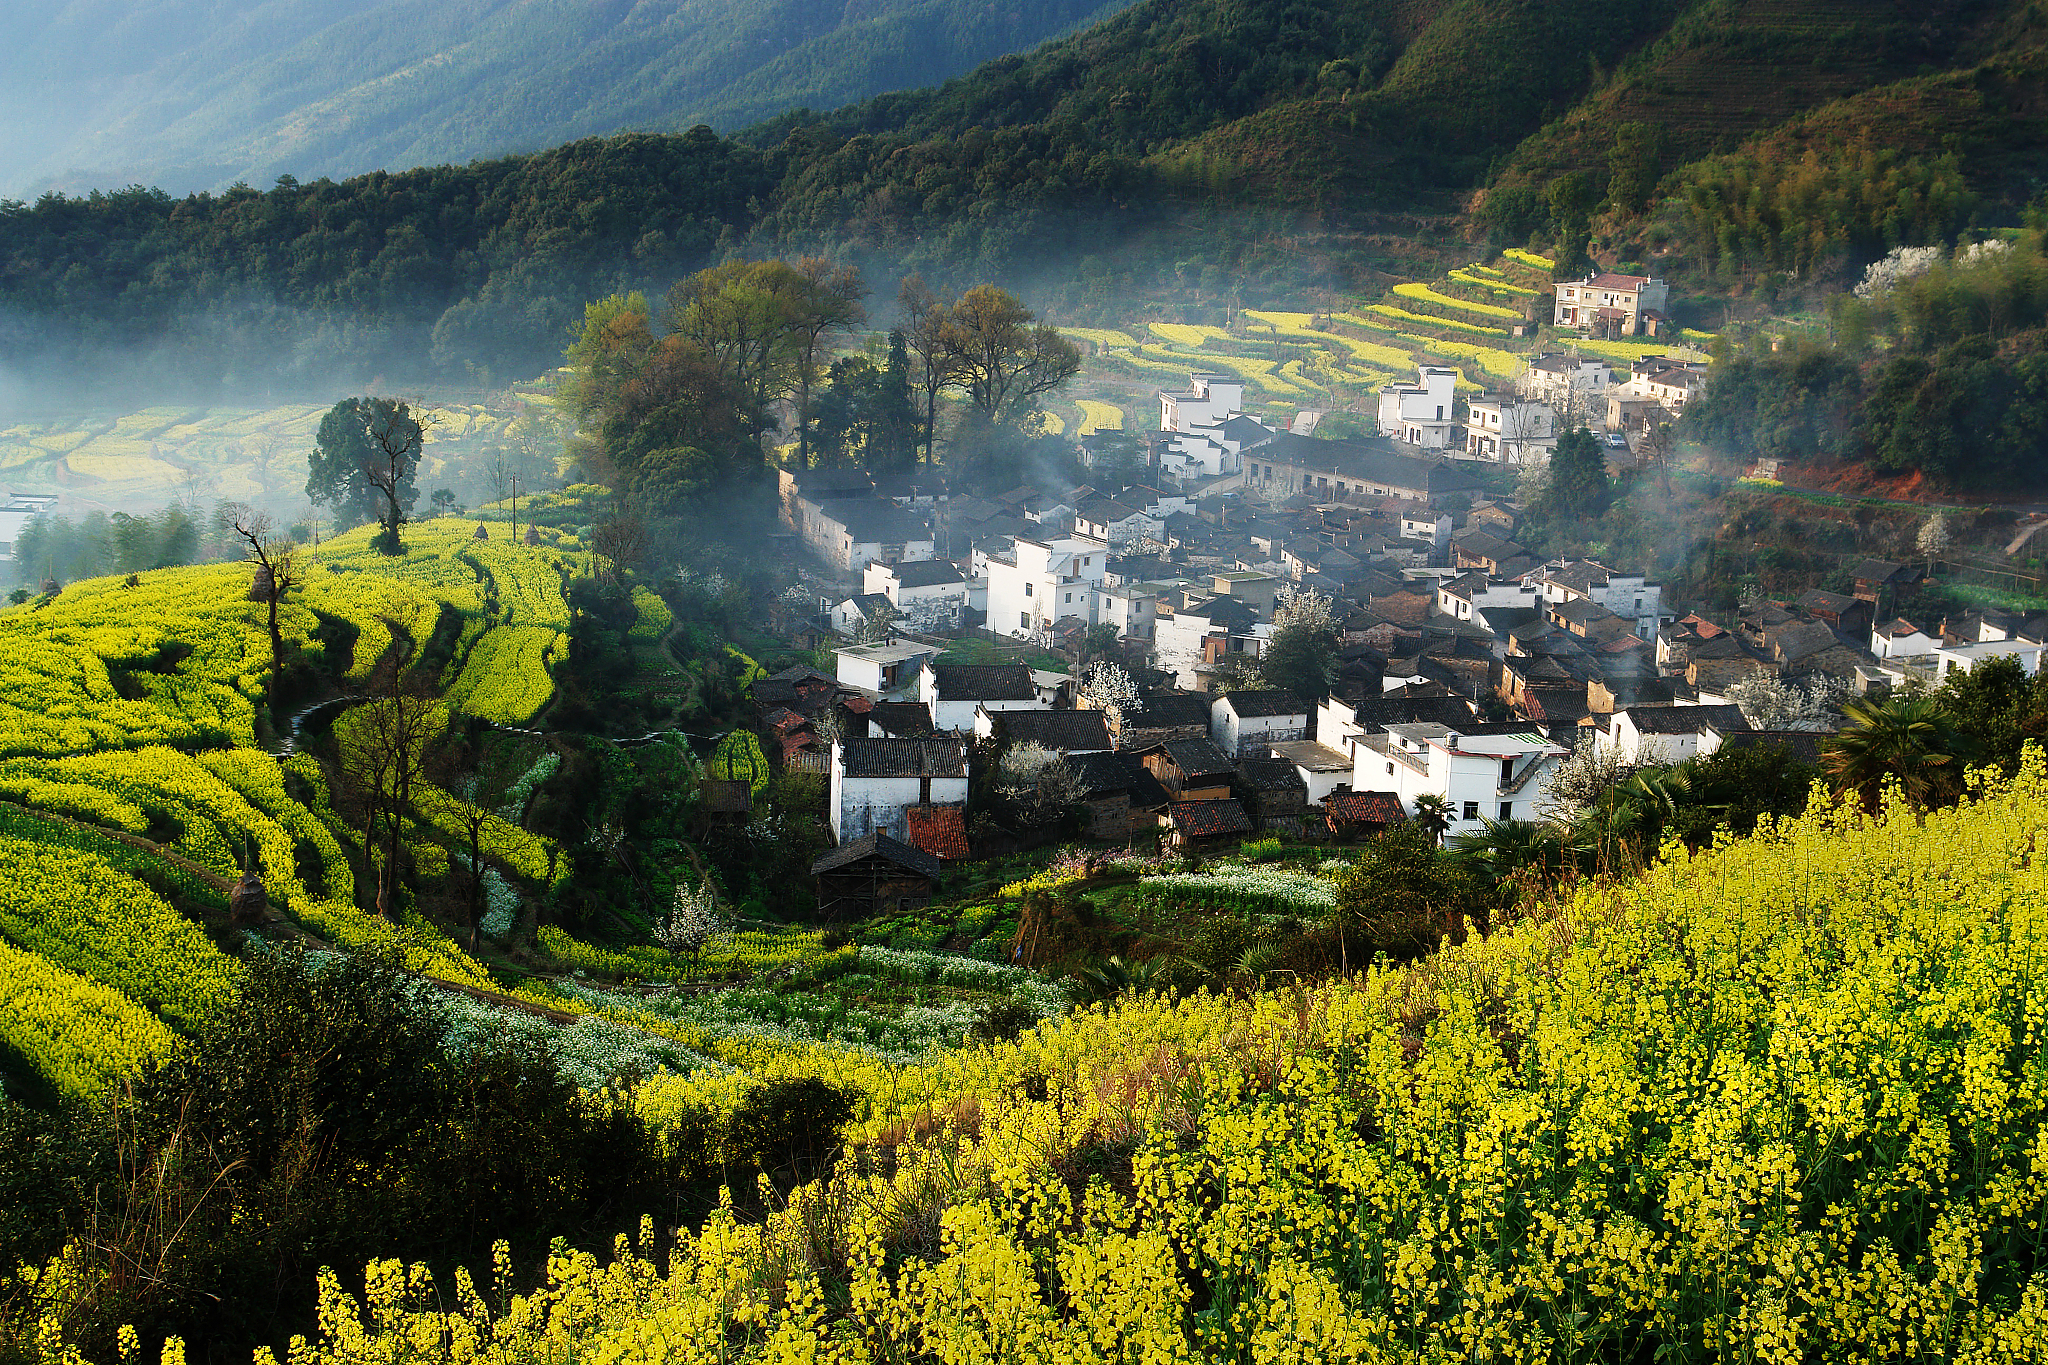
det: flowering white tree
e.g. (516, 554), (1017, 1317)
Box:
(1079, 660), (1139, 725)
(1917, 513), (1951, 563)
(1855, 245), (1944, 300)
(1539, 735), (1631, 821)
(1725, 671), (1847, 732)
(653, 876), (728, 972)
(997, 741), (1086, 823)
(1961, 239), (2014, 267)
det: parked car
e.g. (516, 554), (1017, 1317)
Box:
(1606, 432), (1629, 448)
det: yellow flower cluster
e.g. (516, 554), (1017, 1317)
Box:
(0, 937), (181, 1098)
(266, 757), (2048, 1363)
(0, 836), (239, 1030)
(1391, 281), (1521, 319)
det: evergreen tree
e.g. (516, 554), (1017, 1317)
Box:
(1534, 427), (1610, 518)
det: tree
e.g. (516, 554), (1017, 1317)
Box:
(812, 345), (917, 469)
(1546, 171), (1598, 277)
(944, 286), (1082, 425)
(1725, 671), (1846, 731)
(588, 516), (646, 585)
(1260, 588), (1339, 699)
(431, 489), (456, 515)
(1079, 660), (1139, 728)
(1538, 734), (1630, 821)
(306, 397), (426, 554)
(653, 876), (727, 975)
(1532, 427), (1609, 518)
(854, 598), (900, 644)
(1822, 693), (1971, 810)
(222, 505), (301, 716)
(1210, 651), (1268, 692)
(1934, 654), (2048, 774)
(1607, 122), (1661, 216)
(786, 257), (868, 466)
(1326, 824), (1476, 972)
(665, 259), (812, 438)
(1410, 793), (1452, 845)
(995, 741), (1084, 826)
(435, 740), (531, 952)
(1917, 513), (1951, 570)
(336, 684), (446, 916)
(900, 275), (963, 464)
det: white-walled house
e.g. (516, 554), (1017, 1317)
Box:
(864, 559), (969, 626)
(1352, 723), (1570, 836)
(1438, 573), (1542, 624)
(1592, 705), (1749, 766)
(1872, 618), (1938, 659)
(985, 534), (1110, 640)
(1531, 560), (1662, 639)
(829, 737), (969, 843)
(1156, 373), (1270, 479)
(1211, 690), (1310, 757)
(835, 641), (937, 702)
(1461, 397), (1558, 465)
(1377, 366), (1460, 448)
(1553, 272), (1671, 337)
(1933, 639), (2044, 680)
(1267, 740), (1354, 804)
(920, 662), (1044, 733)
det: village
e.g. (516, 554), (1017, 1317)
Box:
(751, 285), (2038, 911)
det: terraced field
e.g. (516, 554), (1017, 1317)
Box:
(0, 379), (569, 512)
(1061, 249), (1711, 433)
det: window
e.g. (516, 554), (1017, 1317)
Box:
(1500, 757), (1514, 783)
(1499, 802), (1512, 820)
(1385, 762), (1395, 776)
(1019, 612), (1031, 629)
(1064, 593), (1071, 604)
(1024, 582), (1033, 596)
(1462, 801), (1480, 821)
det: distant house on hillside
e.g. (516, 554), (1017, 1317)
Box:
(1553, 272), (1670, 338)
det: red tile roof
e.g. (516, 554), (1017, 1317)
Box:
(1586, 272), (1654, 290)
(1169, 799), (1253, 838)
(905, 804), (971, 861)
(1323, 791), (1405, 825)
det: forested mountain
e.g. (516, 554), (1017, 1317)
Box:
(2, 0), (2044, 414)
(0, 0), (1134, 198)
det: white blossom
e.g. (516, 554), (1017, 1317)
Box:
(1855, 245), (1944, 300)
(653, 876), (728, 963)
(1726, 671), (1847, 732)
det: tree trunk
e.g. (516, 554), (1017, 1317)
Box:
(265, 590), (285, 716)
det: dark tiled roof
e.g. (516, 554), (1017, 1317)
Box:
(930, 664), (1035, 701)
(1718, 730), (1827, 763)
(1219, 689), (1309, 719)
(1235, 757), (1307, 792)
(1243, 432), (1483, 494)
(995, 709), (1112, 751)
(1332, 695), (1478, 731)
(812, 831), (943, 879)
(1124, 692), (1214, 728)
(1622, 704), (1747, 735)
(832, 500), (933, 542)
(867, 702), (936, 737)
(886, 559), (966, 589)
(1160, 738), (1236, 779)
(1851, 558), (1911, 583)
(1170, 799), (1253, 837)
(1070, 751), (1173, 808)
(1324, 791), (1405, 824)
(905, 805), (971, 861)
(701, 780), (754, 813)
(1795, 588), (1859, 615)
(838, 738), (966, 778)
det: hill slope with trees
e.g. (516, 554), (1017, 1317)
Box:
(0, 0), (1134, 198)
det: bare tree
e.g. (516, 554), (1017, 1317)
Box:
(222, 505), (301, 715)
(900, 275), (962, 464)
(337, 682), (444, 916)
(789, 257), (869, 466)
(589, 516), (647, 586)
(361, 402), (432, 553)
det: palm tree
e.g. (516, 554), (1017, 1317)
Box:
(1410, 793), (1452, 845)
(1822, 694), (1970, 810)
(1448, 817), (1570, 881)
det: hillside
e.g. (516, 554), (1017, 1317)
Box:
(0, 0), (1134, 198)
(1, 0), (2044, 400)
